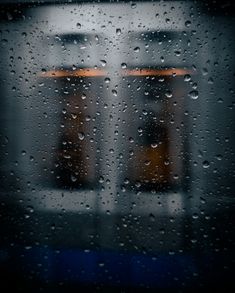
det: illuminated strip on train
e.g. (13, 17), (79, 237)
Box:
(39, 68), (191, 78)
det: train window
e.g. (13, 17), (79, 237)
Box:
(0, 1), (234, 292)
(123, 68), (190, 192)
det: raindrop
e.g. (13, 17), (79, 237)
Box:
(184, 74), (191, 82)
(26, 205), (34, 213)
(145, 160), (151, 166)
(174, 50), (181, 56)
(216, 154), (222, 161)
(124, 178), (130, 184)
(7, 12), (13, 21)
(63, 154), (71, 159)
(71, 113), (77, 119)
(116, 28), (121, 35)
(149, 213), (155, 222)
(185, 20), (191, 27)
(25, 246), (32, 250)
(131, 3), (137, 9)
(208, 77), (214, 84)
(164, 160), (170, 165)
(81, 93), (87, 100)
(165, 90), (173, 98)
(188, 90), (198, 100)
(134, 47), (140, 53)
(202, 68), (208, 76)
(1, 39), (8, 45)
(78, 132), (85, 140)
(151, 143), (158, 148)
(71, 174), (77, 182)
(112, 89), (117, 96)
(192, 213), (199, 219)
(100, 60), (107, 67)
(202, 160), (210, 168)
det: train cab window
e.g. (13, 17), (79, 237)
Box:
(124, 69), (190, 192)
(54, 73), (100, 189)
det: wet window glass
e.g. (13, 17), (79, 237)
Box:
(0, 1), (234, 292)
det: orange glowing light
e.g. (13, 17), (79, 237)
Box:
(39, 68), (191, 78)
(40, 68), (107, 78)
(123, 68), (190, 76)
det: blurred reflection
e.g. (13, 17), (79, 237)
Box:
(53, 75), (100, 189)
(41, 67), (190, 192)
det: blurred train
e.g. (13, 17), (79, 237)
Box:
(0, 1), (234, 292)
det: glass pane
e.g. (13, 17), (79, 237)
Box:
(0, 1), (234, 292)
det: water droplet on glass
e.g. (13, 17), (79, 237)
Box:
(145, 160), (151, 166)
(151, 143), (158, 148)
(100, 60), (107, 67)
(202, 68), (208, 76)
(165, 90), (173, 98)
(71, 175), (77, 182)
(192, 213), (199, 219)
(78, 132), (85, 140)
(189, 90), (198, 100)
(174, 50), (181, 56)
(184, 74), (191, 82)
(112, 89), (117, 96)
(131, 3), (137, 9)
(1, 39), (8, 45)
(7, 12), (13, 21)
(81, 93), (87, 100)
(216, 154), (223, 161)
(149, 213), (155, 222)
(134, 47), (140, 53)
(208, 77), (214, 84)
(203, 160), (210, 168)
(185, 20), (191, 27)
(116, 28), (121, 35)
